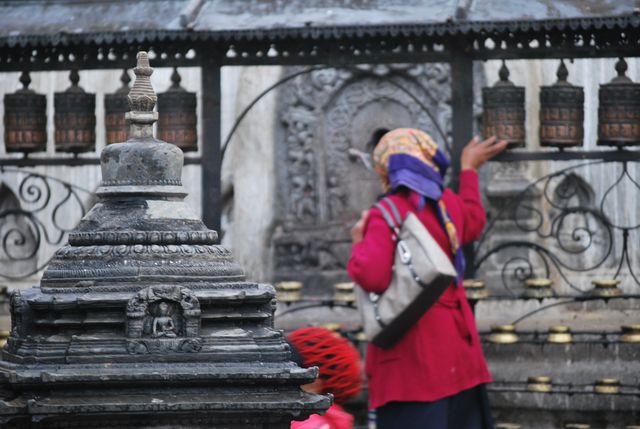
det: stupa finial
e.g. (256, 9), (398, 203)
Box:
(126, 51), (158, 138)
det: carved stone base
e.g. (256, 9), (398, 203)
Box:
(0, 282), (329, 425)
(1, 381), (322, 428)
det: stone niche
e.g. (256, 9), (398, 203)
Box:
(273, 64), (453, 295)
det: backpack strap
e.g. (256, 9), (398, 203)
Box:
(385, 197), (403, 225)
(374, 197), (403, 240)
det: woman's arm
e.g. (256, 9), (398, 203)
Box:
(457, 169), (487, 244)
(347, 208), (395, 294)
(458, 136), (508, 244)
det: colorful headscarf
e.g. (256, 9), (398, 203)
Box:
(373, 128), (465, 283)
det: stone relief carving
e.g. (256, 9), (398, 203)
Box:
(275, 64), (453, 280)
(125, 285), (202, 354)
(275, 239), (347, 272)
(279, 64), (451, 225)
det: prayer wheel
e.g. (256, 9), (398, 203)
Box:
(597, 58), (640, 146)
(594, 378), (620, 394)
(620, 325), (640, 343)
(54, 69), (96, 153)
(482, 61), (526, 148)
(524, 278), (554, 299)
(488, 324), (519, 344)
(547, 325), (573, 344)
(462, 279), (489, 300)
(275, 281), (303, 303)
(157, 68), (198, 152)
(3, 71), (47, 153)
(334, 282), (356, 304)
(321, 323), (341, 332)
(590, 279), (623, 298)
(527, 376), (552, 393)
(539, 61), (584, 147)
(104, 69), (131, 145)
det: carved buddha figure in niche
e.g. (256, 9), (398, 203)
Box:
(152, 301), (177, 338)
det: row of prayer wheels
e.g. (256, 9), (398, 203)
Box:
(526, 376), (626, 395)
(276, 277), (625, 305)
(275, 281), (357, 304)
(463, 277), (625, 300)
(3, 68), (197, 154)
(483, 58), (640, 148)
(486, 324), (640, 344)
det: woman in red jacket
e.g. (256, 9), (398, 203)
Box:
(347, 128), (507, 429)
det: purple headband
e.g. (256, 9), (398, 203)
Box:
(387, 150), (450, 201)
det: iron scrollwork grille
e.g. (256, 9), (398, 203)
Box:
(0, 166), (93, 281)
(473, 159), (640, 295)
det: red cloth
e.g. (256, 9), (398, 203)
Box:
(347, 169), (492, 409)
(291, 404), (354, 429)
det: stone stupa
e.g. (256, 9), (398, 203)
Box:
(0, 52), (329, 428)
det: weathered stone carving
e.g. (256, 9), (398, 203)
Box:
(0, 52), (329, 428)
(125, 285), (202, 354)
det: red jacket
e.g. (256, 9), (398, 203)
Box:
(347, 170), (491, 409)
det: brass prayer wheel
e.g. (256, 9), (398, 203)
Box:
(3, 71), (47, 153)
(463, 279), (490, 300)
(620, 325), (640, 343)
(54, 69), (96, 153)
(321, 323), (341, 332)
(104, 69), (131, 145)
(594, 378), (620, 394)
(597, 58), (640, 146)
(565, 424), (590, 429)
(157, 68), (198, 152)
(547, 325), (573, 344)
(527, 376), (553, 393)
(590, 278), (623, 298)
(488, 324), (519, 344)
(354, 331), (368, 342)
(540, 61), (584, 148)
(482, 61), (526, 148)
(524, 277), (554, 299)
(275, 281), (303, 303)
(333, 282), (356, 304)
(0, 330), (9, 348)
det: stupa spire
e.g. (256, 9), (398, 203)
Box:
(126, 51), (158, 139)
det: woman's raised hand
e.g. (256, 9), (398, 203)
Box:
(460, 136), (508, 171)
